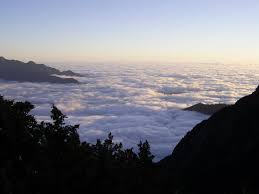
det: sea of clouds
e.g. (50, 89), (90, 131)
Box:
(1, 63), (259, 160)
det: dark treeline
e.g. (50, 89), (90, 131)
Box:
(1, 94), (259, 194)
(0, 96), (158, 194)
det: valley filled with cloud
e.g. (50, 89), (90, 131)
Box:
(1, 63), (259, 160)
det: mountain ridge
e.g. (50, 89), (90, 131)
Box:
(159, 85), (259, 193)
(0, 56), (81, 83)
(184, 103), (229, 115)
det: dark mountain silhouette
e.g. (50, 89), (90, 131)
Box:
(0, 95), (155, 194)
(160, 86), (259, 193)
(0, 57), (80, 83)
(1, 84), (259, 193)
(184, 103), (228, 115)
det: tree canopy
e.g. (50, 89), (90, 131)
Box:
(0, 96), (155, 194)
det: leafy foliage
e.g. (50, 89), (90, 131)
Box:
(1, 95), (258, 194)
(138, 140), (154, 166)
(0, 96), (155, 194)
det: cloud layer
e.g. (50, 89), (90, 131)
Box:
(1, 63), (258, 160)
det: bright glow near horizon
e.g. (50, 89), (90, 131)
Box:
(0, 0), (259, 65)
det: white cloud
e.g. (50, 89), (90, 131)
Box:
(0, 63), (258, 160)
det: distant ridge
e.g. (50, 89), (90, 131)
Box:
(184, 103), (228, 115)
(0, 57), (81, 84)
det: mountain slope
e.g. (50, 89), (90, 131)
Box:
(0, 57), (80, 83)
(160, 86), (259, 193)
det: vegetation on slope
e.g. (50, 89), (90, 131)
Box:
(1, 87), (259, 194)
(0, 96), (155, 194)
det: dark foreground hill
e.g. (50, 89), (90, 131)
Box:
(160, 86), (259, 193)
(0, 57), (80, 83)
(1, 85), (259, 194)
(184, 103), (228, 115)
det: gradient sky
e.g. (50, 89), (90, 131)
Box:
(0, 0), (259, 65)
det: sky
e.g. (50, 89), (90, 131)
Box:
(0, 0), (259, 65)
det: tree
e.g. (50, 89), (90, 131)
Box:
(137, 140), (154, 166)
(0, 96), (157, 194)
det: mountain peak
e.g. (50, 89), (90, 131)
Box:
(0, 56), (6, 61)
(27, 61), (36, 64)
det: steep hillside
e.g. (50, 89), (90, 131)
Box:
(161, 86), (259, 193)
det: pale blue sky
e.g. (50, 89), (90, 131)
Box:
(0, 0), (259, 64)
